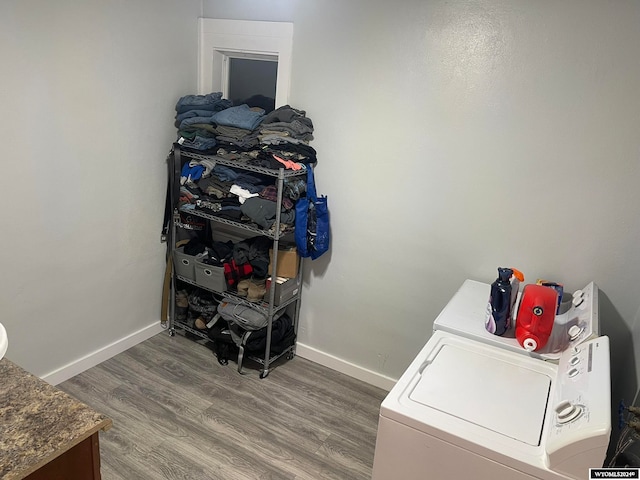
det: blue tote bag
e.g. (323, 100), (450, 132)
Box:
(295, 165), (329, 260)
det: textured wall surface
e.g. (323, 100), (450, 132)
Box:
(2, 1), (640, 420)
(205, 0), (640, 400)
(0, 0), (201, 377)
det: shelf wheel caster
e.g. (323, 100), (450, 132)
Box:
(286, 351), (295, 360)
(168, 328), (176, 337)
(260, 370), (270, 379)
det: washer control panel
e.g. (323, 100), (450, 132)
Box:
(547, 282), (599, 355)
(545, 336), (611, 469)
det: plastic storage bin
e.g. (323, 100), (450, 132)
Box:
(173, 247), (197, 282)
(194, 260), (227, 292)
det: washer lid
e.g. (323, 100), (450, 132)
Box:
(408, 342), (551, 445)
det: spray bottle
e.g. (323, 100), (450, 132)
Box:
(485, 267), (524, 336)
(510, 268), (525, 317)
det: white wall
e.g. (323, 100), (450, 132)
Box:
(0, 0), (202, 380)
(2, 0), (639, 414)
(204, 0), (640, 397)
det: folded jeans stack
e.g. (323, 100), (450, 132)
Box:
(175, 93), (232, 153)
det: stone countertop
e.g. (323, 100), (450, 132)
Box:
(0, 358), (112, 480)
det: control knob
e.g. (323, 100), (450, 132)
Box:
(555, 400), (583, 424)
(568, 325), (583, 340)
(572, 289), (585, 308)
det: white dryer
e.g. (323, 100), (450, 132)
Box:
(372, 280), (611, 480)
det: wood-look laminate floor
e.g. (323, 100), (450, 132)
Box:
(58, 331), (388, 480)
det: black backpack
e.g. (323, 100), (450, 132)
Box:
(206, 314), (295, 366)
(206, 320), (238, 366)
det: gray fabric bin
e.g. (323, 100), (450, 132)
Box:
(195, 260), (227, 292)
(173, 247), (197, 281)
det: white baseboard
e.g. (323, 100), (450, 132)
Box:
(296, 342), (396, 392)
(41, 327), (396, 391)
(42, 322), (165, 385)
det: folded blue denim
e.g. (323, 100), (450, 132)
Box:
(211, 165), (264, 193)
(175, 93), (231, 114)
(176, 109), (222, 124)
(180, 135), (217, 151)
(211, 104), (265, 131)
(211, 165), (240, 182)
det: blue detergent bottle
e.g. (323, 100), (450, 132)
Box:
(485, 267), (514, 336)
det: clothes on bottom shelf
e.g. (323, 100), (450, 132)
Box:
(174, 283), (296, 367)
(174, 288), (220, 330)
(207, 310), (295, 366)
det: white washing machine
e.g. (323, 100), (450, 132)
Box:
(372, 280), (611, 480)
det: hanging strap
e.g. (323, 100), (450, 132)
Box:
(305, 164), (317, 202)
(160, 252), (173, 325)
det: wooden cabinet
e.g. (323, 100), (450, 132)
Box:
(25, 432), (102, 480)
(0, 359), (112, 480)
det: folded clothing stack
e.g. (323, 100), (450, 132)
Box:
(173, 94), (317, 234)
(175, 93), (232, 153)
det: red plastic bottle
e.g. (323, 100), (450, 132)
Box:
(515, 284), (558, 352)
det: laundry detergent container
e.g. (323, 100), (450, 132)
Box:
(515, 284), (558, 352)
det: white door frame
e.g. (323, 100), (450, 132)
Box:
(198, 19), (293, 108)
